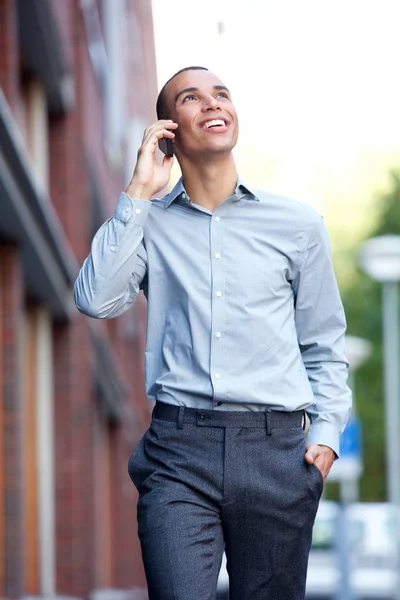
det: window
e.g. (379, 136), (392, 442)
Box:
(93, 409), (114, 587)
(23, 307), (55, 595)
(16, 75), (50, 193)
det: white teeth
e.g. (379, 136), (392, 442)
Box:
(203, 119), (226, 129)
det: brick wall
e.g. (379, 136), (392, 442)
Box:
(49, 1), (152, 595)
(0, 0), (158, 596)
(53, 320), (94, 596)
(0, 0), (19, 109)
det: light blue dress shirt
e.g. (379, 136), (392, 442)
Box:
(74, 177), (351, 455)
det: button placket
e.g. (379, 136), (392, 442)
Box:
(209, 210), (226, 405)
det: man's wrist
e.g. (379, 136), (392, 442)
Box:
(318, 444), (337, 460)
(114, 193), (152, 224)
(124, 181), (153, 201)
(307, 423), (340, 458)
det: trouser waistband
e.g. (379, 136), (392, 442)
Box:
(153, 402), (305, 433)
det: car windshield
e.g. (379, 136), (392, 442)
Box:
(311, 516), (336, 550)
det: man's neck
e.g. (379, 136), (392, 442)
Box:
(179, 154), (238, 212)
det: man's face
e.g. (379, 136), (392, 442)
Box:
(164, 70), (239, 158)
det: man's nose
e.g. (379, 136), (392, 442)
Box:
(201, 95), (220, 111)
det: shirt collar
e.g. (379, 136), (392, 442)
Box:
(164, 176), (259, 208)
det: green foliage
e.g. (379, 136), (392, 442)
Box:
(336, 171), (400, 501)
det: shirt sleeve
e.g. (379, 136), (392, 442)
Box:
(74, 192), (151, 319)
(292, 212), (352, 457)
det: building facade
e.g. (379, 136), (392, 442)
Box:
(0, 0), (157, 597)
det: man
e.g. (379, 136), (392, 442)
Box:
(74, 66), (351, 600)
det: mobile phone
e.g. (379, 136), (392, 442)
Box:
(158, 134), (174, 157)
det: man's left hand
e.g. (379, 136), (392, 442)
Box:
(305, 444), (335, 483)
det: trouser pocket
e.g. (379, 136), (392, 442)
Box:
(308, 461), (324, 500)
(128, 431), (148, 491)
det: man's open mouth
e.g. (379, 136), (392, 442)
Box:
(202, 119), (227, 130)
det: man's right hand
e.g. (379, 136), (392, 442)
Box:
(125, 120), (178, 200)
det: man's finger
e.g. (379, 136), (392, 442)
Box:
(141, 128), (176, 151)
(161, 155), (174, 171)
(142, 120), (178, 141)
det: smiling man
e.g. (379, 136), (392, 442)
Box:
(74, 66), (352, 600)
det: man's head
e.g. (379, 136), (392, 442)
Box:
(156, 66), (239, 160)
(156, 66), (208, 121)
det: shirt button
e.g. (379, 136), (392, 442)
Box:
(216, 291), (222, 298)
(110, 245), (116, 252)
(182, 192), (186, 199)
(215, 332), (221, 338)
(215, 253), (221, 259)
(124, 206), (131, 213)
(215, 373), (221, 379)
(135, 208), (141, 215)
(215, 216), (220, 222)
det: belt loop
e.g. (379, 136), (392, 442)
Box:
(302, 409), (306, 431)
(177, 406), (185, 429)
(265, 412), (272, 436)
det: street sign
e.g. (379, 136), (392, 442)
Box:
(328, 417), (363, 481)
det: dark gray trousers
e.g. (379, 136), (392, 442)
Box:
(128, 403), (323, 600)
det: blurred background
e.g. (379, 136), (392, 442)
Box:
(1, 0), (400, 598)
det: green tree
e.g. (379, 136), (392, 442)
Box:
(336, 172), (400, 501)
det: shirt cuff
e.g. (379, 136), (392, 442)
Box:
(113, 192), (152, 225)
(306, 421), (340, 459)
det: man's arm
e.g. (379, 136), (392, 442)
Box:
(74, 120), (177, 319)
(74, 196), (150, 318)
(292, 211), (352, 467)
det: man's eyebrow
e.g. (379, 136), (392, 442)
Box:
(213, 85), (230, 93)
(174, 85), (231, 104)
(174, 87), (199, 104)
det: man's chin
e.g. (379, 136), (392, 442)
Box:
(189, 142), (237, 158)
(174, 139), (238, 165)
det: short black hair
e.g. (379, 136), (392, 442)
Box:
(156, 66), (209, 120)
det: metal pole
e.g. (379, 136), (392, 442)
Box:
(342, 370), (359, 503)
(382, 282), (400, 506)
(335, 504), (355, 600)
(382, 282), (400, 600)
(340, 478), (359, 504)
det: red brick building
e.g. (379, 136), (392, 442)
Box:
(0, 0), (157, 597)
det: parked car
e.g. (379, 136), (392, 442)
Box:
(217, 501), (400, 599)
(216, 553), (229, 600)
(346, 502), (400, 599)
(306, 500), (340, 598)
(307, 501), (400, 599)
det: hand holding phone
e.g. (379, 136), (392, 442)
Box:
(125, 120), (177, 200)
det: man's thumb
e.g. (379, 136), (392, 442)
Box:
(305, 449), (316, 464)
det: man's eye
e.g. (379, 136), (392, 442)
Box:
(183, 95), (196, 102)
(216, 92), (229, 99)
